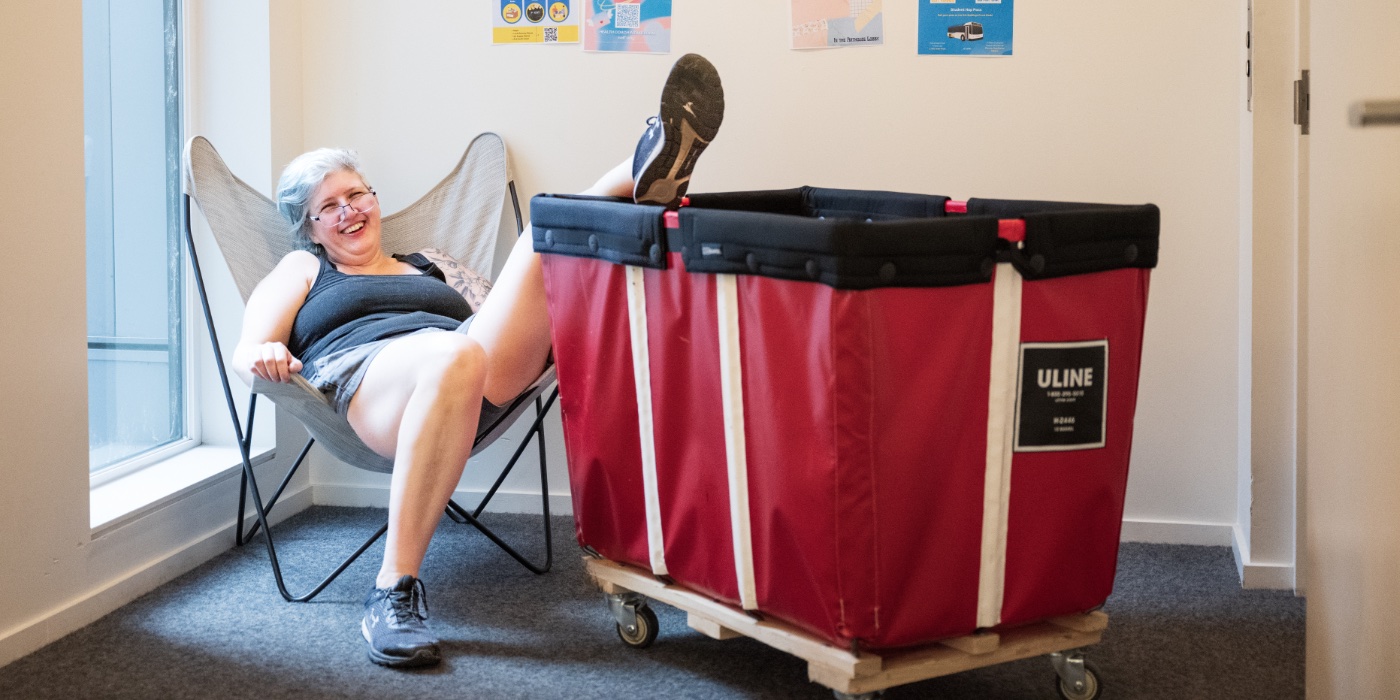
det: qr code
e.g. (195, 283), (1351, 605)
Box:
(614, 3), (641, 29)
(543, 27), (558, 42)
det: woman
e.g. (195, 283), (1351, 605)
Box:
(233, 53), (724, 668)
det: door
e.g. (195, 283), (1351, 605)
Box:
(1304, 1), (1400, 696)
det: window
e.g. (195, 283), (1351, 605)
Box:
(84, 0), (188, 478)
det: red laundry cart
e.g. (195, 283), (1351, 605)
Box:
(531, 187), (1156, 699)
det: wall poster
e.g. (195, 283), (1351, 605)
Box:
(494, 0), (581, 44)
(790, 0), (884, 50)
(918, 0), (1014, 56)
(583, 0), (673, 53)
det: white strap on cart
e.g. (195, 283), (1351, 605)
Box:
(977, 262), (1022, 628)
(625, 265), (668, 577)
(717, 273), (760, 610)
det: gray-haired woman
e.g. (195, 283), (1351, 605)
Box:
(231, 54), (724, 668)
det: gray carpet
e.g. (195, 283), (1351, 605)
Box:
(0, 508), (1304, 699)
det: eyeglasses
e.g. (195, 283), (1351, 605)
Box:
(310, 190), (377, 225)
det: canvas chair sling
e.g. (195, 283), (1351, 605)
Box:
(182, 134), (556, 602)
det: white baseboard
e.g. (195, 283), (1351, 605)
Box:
(313, 490), (1253, 557)
(313, 482), (574, 516)
(1240, 561), (1296, 590)
(1119, 518), (1234, 546)
(0, 484), (313, 669)
(1230, 524), (1297, 590)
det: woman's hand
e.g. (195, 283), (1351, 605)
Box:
(233, 251), (319, 387)
(241, 341), (304, 383)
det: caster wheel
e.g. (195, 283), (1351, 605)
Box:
(833, 691), (884, 700)
(616, 603), (659, 648)
(1055, 660), (1102, 700)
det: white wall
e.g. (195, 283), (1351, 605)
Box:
(300, 0), (1248, 543)
(0, 0), (92, 666)
(0, 0), (314, 668)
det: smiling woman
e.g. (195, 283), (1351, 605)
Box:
(230, 53), (725, 670)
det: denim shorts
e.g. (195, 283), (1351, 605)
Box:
(299, 316), (516, 440)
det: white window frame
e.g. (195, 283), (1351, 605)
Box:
(86, 0), (205, 491)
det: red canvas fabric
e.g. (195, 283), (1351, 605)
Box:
(999, 268), (1151, 628)
(538, 202), (1153, 650)
(642, 257), (740, 602)
(539, 254), (651, 570)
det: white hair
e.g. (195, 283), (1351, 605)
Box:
(275, 148), (372, 254)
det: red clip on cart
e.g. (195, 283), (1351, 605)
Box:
(531, 187), (1157, 699)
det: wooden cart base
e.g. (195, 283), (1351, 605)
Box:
(585, 557), (1107, 698)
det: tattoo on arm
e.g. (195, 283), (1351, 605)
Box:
(419, 248), (492, 313)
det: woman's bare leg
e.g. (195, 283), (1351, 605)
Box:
(346, 159), (636, 586)
(346, 332), (487, 587)
(467, 157), (636, 404)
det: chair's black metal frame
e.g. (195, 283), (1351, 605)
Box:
(182, 188), (556, 603)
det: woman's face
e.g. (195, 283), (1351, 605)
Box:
(307, 168), (382, 265)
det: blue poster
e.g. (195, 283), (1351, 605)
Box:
(584, 0), (672, 53)
(918, 0), (1014, 56)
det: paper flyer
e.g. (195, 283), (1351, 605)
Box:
(790, 0), (884, 50)
(918, 0), (1014, 56)
(494, 0), (580, 45)
(583, 0), (672, 53)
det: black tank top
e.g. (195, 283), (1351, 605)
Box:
(289, 253), (473, 367)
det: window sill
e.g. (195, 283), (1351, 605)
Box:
(90, 444), (275, 537)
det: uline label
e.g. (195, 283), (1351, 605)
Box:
(1037, 368), (1094, 389)
(1014, 340), (1108, 451)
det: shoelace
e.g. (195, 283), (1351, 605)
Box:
(385, 578), (429, 626)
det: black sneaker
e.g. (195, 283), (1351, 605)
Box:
(361, 575), (441, 668)
(632, 53), (725, 208)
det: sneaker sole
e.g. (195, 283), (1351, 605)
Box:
(362, 618), (441, 668)
(635, 53), (725, 207)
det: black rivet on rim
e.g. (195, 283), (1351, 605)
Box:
(879, 262), (896, 282)
(805, 259), (820, 280)
(588, 234), (599, 253)
(981, 257), (995, 278)
(544, 230), (555, 247)
(1029, 254), (1046, 274)
(746, 252), (759, 272)
(650, 243), (663, 264)
(1124, 244), (1139, 263)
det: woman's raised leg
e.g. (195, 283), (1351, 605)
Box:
(469, 52), (725, 405)
(465, 158), (636, 405)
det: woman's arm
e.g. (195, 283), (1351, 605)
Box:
(231, 250), (320, 385)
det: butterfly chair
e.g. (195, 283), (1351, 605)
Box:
(182, 133), (557, 602)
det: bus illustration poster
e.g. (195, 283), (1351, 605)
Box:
(494, 0), (580, 44)
(583, 0), (672, 53)
(918, 0), (1014, 56)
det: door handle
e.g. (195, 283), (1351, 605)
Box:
(1349, 100), (1400, 127)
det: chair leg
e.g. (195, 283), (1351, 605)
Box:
(187, 198), (384, 602)
(232, 421), (386, 602)
(241, 436), (315, 542)
(446, 498), (551, 575)
(446, 388), (559, 575)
